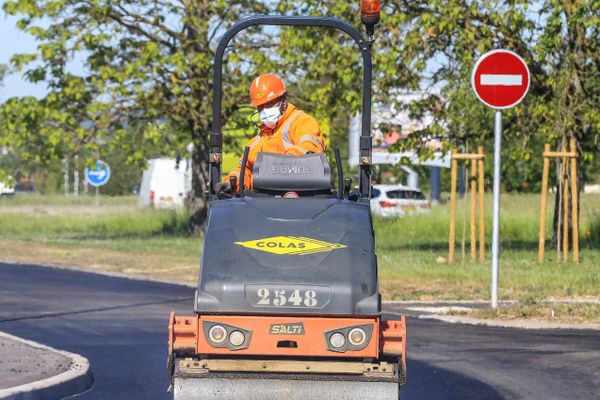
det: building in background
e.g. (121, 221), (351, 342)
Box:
(348, 92), (449, 203)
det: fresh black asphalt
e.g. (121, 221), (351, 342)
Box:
(0, 262), (598, 399)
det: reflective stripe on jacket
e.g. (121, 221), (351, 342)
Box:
(225, 103), (326, 190)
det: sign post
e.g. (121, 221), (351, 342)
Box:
(471, 49), (530, 308)
(85, 160), (111, 204)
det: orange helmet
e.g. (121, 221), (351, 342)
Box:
(249, 74), (286, 107)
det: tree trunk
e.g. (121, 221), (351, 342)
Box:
(187, 134), (210, 237)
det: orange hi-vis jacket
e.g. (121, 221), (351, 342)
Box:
(225, 103), (326, 190)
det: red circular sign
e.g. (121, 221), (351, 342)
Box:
(471, 49), (530, 109)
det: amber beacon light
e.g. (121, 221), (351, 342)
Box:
(360, 0), (381, 39)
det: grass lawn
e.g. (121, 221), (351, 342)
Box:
(0, 194), (200, 283)
(1, 193), (598, 322)
(375, 193), (600, 302)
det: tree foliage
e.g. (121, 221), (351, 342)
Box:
(0, 64), (7, 83)
(1, 0), (269, 233)
(1, 0), (598, 237)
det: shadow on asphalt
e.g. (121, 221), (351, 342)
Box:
(401, 358), (504, 400)
(0, 296), (191, 323)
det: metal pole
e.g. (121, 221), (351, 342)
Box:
(74, 155), (79, 197)
(62, 159), (69, 196)
(430, 166), (441, 204)
(449, 154), (458, 263)
(491, 110), (502, 308)
(470, 159), (477, 261)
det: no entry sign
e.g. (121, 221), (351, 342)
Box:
(470, 49), (530, 309)
(471, 49), (530, 109)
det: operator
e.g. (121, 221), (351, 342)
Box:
(218, 73), (326, 194)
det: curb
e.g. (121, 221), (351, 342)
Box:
(384, 307), (600, 331)
(416, 314), (600, 331)
(0, 332), (93, 400)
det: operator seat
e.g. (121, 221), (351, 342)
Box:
(251, 152), (332, 196)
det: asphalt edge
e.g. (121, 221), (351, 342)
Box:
(0, 259), (196, 288)
(0, 331), (93, 400)
(2, 260), (598, 331)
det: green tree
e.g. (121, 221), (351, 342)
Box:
(0, 96), (70, 191)
(0, 64), (6, 83)
(3, 0), (269, 234)
(534, 0), (599, 245)
(276, 0), (597, 244)
(389, 0), (599, 244)
(0, 63), (10, 184)
(273, 1), (418, 165)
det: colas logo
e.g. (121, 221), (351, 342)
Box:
(234, 236), (346, 255)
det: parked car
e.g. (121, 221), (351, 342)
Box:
(370, 184), (431, 217)
(0, 178), (15, 198)
(138, 157), (190, 208)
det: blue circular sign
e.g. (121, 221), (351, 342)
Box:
(85, 160), (111, 187)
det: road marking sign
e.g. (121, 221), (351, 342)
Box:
(85, 160), (111, 187)
(471, 49), (530, 109)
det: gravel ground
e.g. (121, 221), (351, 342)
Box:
(0, 335), (71, 389)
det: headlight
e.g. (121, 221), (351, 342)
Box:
(348, 328), (367, 346)
(229, 330), (246, 346)
(204, 321), (252, 350)
(324, 324), (373, 352)
(329, 332), (346, 349)
(208, 325), (227, 344)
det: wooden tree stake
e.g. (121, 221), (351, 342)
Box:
(449, 149), (486, 263)
(539, 141), (579, 263)
(478, 146), (485, 262)
(470, 159), (477, 261)
(538, 144), (551, 262)
(562, 147), (569, 262)
(570, 138), (579, 263)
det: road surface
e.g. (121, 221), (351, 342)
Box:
(0, 262), (598, 399)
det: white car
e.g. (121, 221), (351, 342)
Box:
(370, 184), (431, 217)
(0, 178), (15, 198)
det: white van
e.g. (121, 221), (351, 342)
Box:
(0, 178), (15, 198)
(138, 157), (190, 208)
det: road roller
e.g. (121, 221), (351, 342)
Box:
(168, 4), (407, 399)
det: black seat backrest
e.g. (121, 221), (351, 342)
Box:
(252, 152), (332, 195)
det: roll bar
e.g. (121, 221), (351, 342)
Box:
(209, 15), (372, 198)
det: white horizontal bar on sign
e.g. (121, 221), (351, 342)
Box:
(480, 74), (522, 86)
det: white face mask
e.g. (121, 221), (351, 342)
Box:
(259, 105), (282, 128)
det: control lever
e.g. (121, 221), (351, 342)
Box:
(229, 176), (237, 197)
(239, 147), (250, 197)
(334, 148), (344, 199)
(344, 178), (352, 199)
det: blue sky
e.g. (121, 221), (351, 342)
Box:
(0, 11), (47, 101)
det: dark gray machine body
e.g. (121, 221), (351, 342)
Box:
(195, 196), (380, 316)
